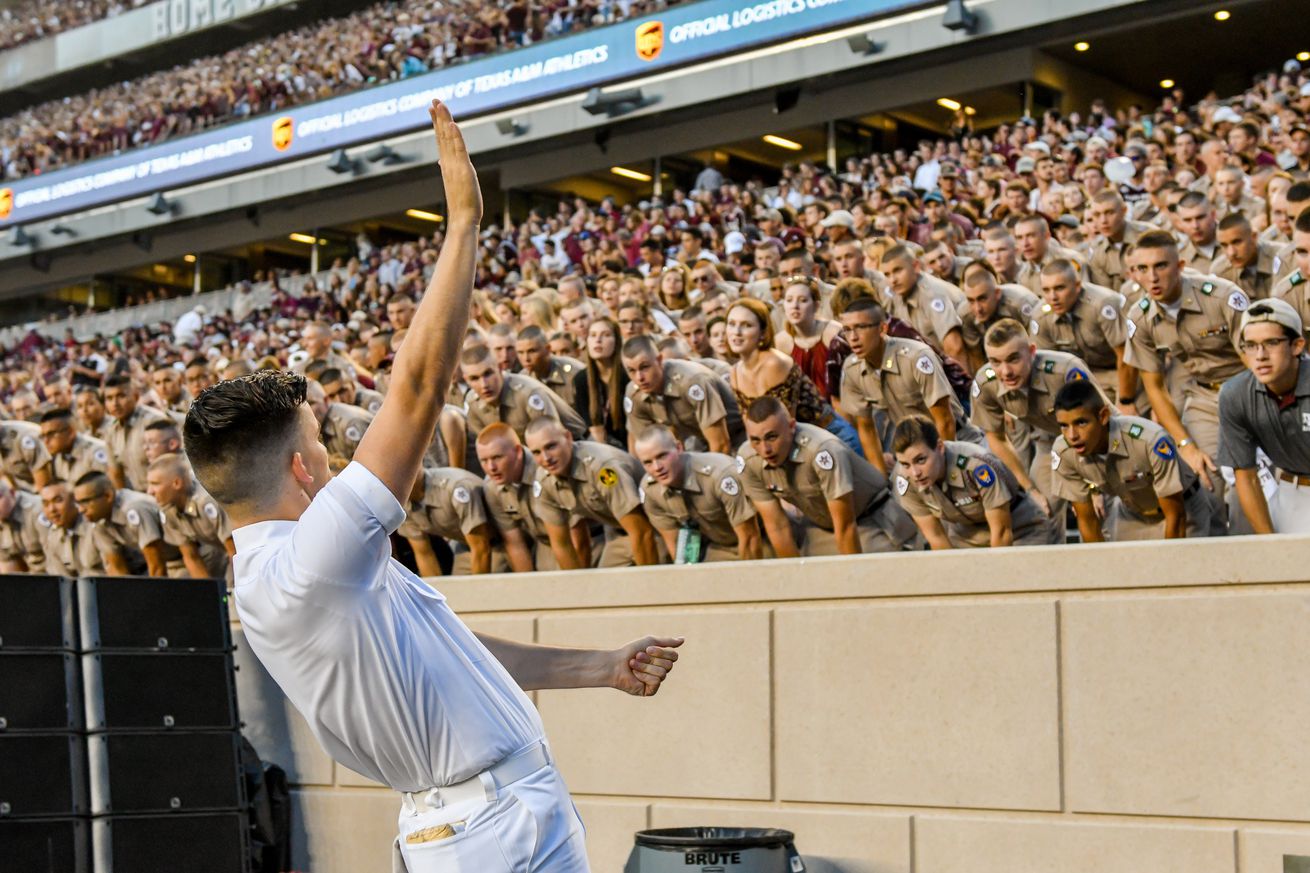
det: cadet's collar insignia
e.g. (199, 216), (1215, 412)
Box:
(1226, 290), (1250, 312)
(1051, 451), (1060, 471)
(527, 393), (547, 412)
(597, 468), (618, 488)
(814, 450), (834, 471)
(971, 381), (981, 398)
(1138, 298), (1150, 311)
(1110, 439), (1120, 453)
(883, 356), (895, 371)
(735, 455), (746, 473)
(687, 383), (706, 402)
(1200, 281), (1215, 295)
(1127, 423), (1144, 439)
(789, 446), (802, 462)
(1291, 270), (1305, 286)
(983, 367), (998, 381)
(1041, 302), (1052, 313)
(1042, 360), (1055, 374)
(1152, 436), (1176, 460)
(1065, 367), (1089, 383)
(915, 356), (935, 375)
(955, 455), (969, 470)
(720, 476), (740, 496)
(895, 475), (909, 495)
(561, 363), (573, 373)
(1030, 319), (1041, 336)
(452, 486), (471, 504)
(973, 463), (996, 488)
(623, 396), (634, 414)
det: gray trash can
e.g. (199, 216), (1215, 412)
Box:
(629, 827), (804, 873)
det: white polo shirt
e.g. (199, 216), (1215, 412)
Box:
(232, 462), (544, 792)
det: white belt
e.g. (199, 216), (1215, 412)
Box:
(402, 741), (551, 813)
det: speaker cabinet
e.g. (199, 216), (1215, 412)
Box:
(82, 652), (236, 732)
(0, 817), (90, 873)
(78, 577), (229, 652)
(0, 734), (87, 817)
(0, 652), (82, 731)
(87, 732), (244, 816)
(92, 812), (248, 873)
(0, 575), (76, 651)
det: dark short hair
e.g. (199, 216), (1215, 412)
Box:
(73, 471), (112, 495)
(621, 335), (659, 360)
(1286, 181), (1310, 205)
(39, 406), (74, 424)
(102, 375), (132, 392)
(891, 416), (940, 455)
(517, 325), (547, 345)
(319, 367), (345, 386)
(183, 370), (308, 509)
(1217, 212), (1251, 233)
(1053, 378), (1105, 413)
(1295, 210), (1310, 234)
(144, 418), (179, 433)
(842, 297), (886, 323)
(746, 396), (788, 423)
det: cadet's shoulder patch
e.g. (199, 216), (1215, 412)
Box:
(1065, 366), (1089, 383)
(1030, 319), (1040, 336)
(814, 450), (834, 471)
(1127, 423), (1144, 439)
(930, 298), (946, 312)
(915, 356), (935, 375)
(1152, 435), (1176, 460)
(735, 455), (746, 474)
(895, 475), (909, 495)
(956, 455), (969, 470)
(126, 508), (140, 527)
(973, 463), (996, 488)
(597, 468), (618, 488)
(1101, 304), (1118, 320)
(686, 383), (706, 402)
(38, 513), (52, 528)
(452, 486), (471, 504)
(527, 393), (547, 411)
(203, 502), (219, 520)
(720, 476), (740, 497)
(623, 395), (634, 414)
(1200, 281), (1215, 295)
(20, 434), (35, 451)
(94, 448), (108, 465)
(1042, 359), (1056, 374)
(1226, 290), (1250, 312)
(1019, 301), (1034, 318)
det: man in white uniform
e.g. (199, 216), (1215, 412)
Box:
(182, 101), (682, 873)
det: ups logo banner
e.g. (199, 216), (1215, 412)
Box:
(636, 21), (663, 61)
(272, 116), (294, 152)
(0, 188), (12, 220)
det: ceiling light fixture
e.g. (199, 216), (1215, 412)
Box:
(1074, 41), (1090, 52)
(1213, 9), (1230, 20)
(936, 97), (962, 111)
(610, 166), (653, 182)
(406, 209), (444, 222)
(1159, 78), (1175, 89)
(762, 134), (804, 151)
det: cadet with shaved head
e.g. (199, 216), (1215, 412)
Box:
(73, 471), (168, 576)
(461, 344), (587, 442)
(147, 453), (234, 579)
(40, 407), (109, 484)
(1031, 259), (1135, 407)
(621, 335), (742, 455)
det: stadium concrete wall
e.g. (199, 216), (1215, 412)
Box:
(231, 535), (1310, 872)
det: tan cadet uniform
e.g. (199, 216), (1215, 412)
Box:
(483, 454), (564, 571)
(1051, 415), (1223, 540)
(921, 272), (967, 309)
(695, 356), (733, 379)
(1029, 282), (1128, 399)
(49, 433), (111, 485)
(160, 485), (233, 579)
(1124, 274), (1248, 496)
(353, 387), (385, 415)
(624, 360), (743, 451)
(0, 420), (51, 491)
(1179, 238), (1221, 275)
(879, 279), (963, 355)
(465, 373), (588, 442)
(320, 402), (375, 467)
(736, 422), (919, 556)
(0, 490), (49, 571)
(1210, 240), (1281, 299)
(1132, 198), (1171, 228)
(639, 451), (757, 561)
(840, 337), (982, 442)
(41, 515), (105, 577)
(1273, 239), (1297, 283)
(1217, 193), (1266, 224)
(90, 489), (167, 575)
(537, 355), (584, 409)
(1016, 244), (1089, 296)
(105, 405), (170, 491)
(970, 348), (1105, 539)
(892, 440), (1052, 547)
(534, 441), (648, 567)
(958, 284), (1041, 359)
(1088, 219), (1153, 292)
(293, 350), (358, 381)
(397, 467), (504, 576)
(1273, 269), (1310, 341)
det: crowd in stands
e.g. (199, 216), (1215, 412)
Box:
(0, 0), (681, 182)
(0, 0), (146, 50)
(2, 55), (1310, 579)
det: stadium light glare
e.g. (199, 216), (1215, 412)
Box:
(1159, 79), (1175, 89)
(1213, 9), (1230, 20)
(289, 233), (327, 245)
(1299, 51), (1310, 62)
(762, 135), (804, 151)
(406, 209), (444, 222)
(936, 98), (962, 111)
(184, 254), (196, 263)
(610, 166), (653, 182)
(1074, 41), (1090, 52)
(964, 106), (977, 116)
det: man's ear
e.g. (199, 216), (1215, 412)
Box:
(290, 451), (314, 486)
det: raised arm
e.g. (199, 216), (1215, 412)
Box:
(475, 633), (683, 696)
(355, 100), (483, 503)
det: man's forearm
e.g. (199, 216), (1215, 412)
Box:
(1235, 468), (1275, 534)
(475, 633), (611, 691)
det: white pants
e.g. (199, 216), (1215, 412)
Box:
(394, 765), (589, 873)
(1271, 478), (1310, 535)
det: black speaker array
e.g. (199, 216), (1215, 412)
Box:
(0, 575), (249, 873)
